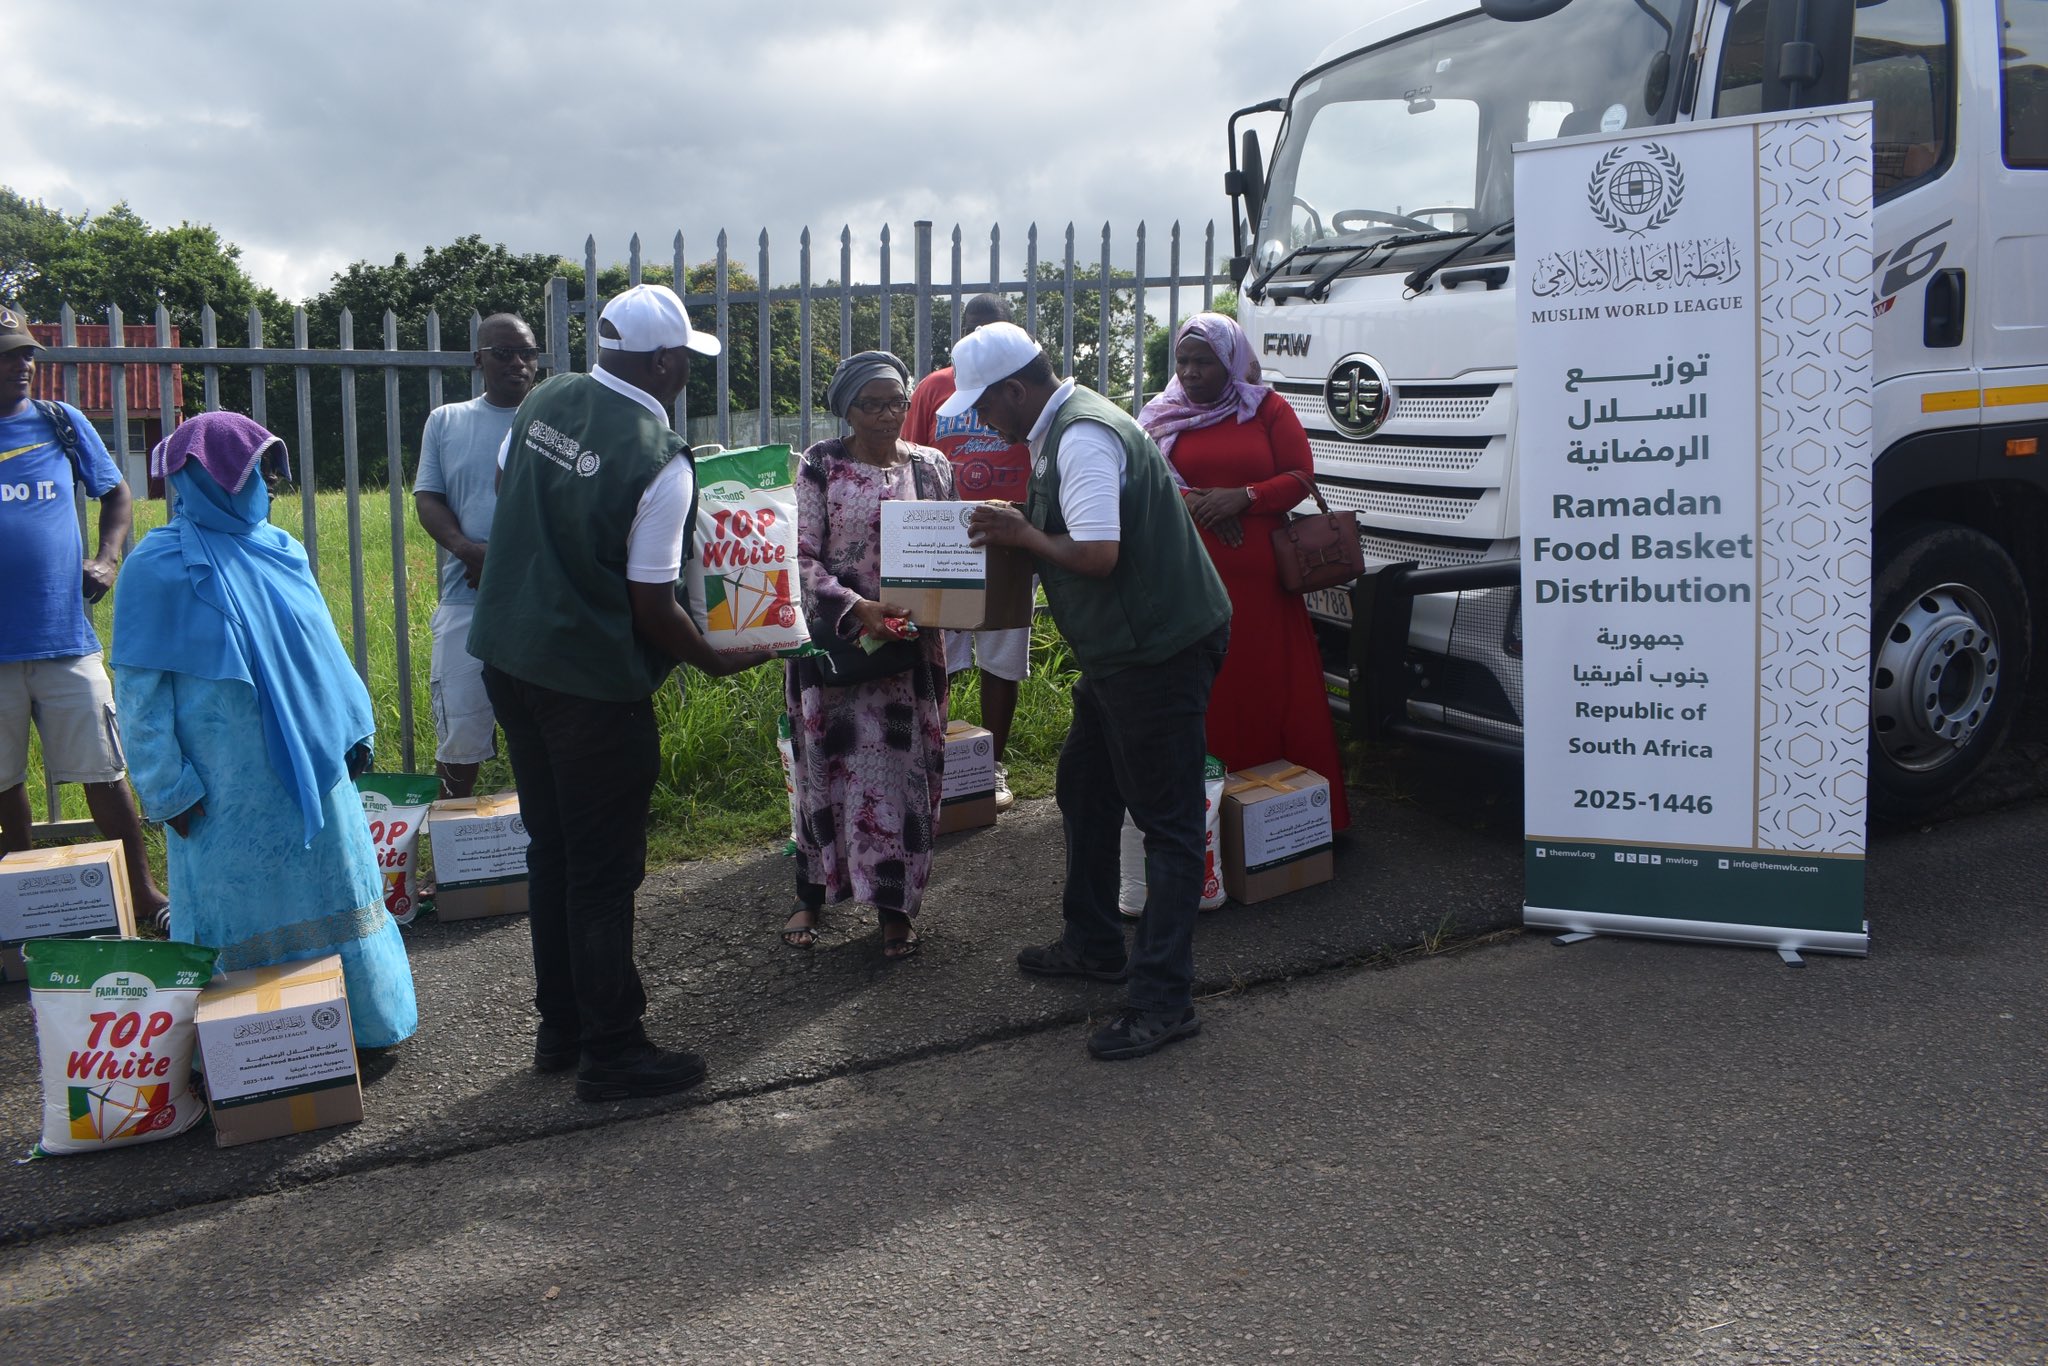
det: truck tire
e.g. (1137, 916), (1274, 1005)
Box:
(1867, 522), (2032, 821)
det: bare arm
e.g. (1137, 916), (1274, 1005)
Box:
(83, 481), (134, 603)
(626, 581), (772, 676)
(415, 490), (486, 587)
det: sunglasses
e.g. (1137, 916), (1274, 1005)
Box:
(480, 345), (541, 363)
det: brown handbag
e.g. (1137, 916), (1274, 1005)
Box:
(1269, 470), (1364, 594)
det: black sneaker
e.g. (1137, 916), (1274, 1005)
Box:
(575, 1039), (709, 1102)
(1016, 938), (1128, 983)
(1087, 1007), (1200, 1061)
(534, 1023), (580, 1074)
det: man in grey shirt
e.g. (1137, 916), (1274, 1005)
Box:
(414, 312), (538, 797)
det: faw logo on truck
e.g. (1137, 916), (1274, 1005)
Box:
(1323, 353), (1396, 439)
(1263, 333), (1312, 358)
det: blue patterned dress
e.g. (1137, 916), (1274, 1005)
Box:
(114, 669), (419, 1048)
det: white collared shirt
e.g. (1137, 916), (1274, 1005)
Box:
(1027, 379), (1124, 543)
(496, 370), (697, 582)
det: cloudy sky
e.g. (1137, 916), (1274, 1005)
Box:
(10, 0), (1363, 302)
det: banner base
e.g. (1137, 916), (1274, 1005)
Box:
(1524, 907), (1867, 957)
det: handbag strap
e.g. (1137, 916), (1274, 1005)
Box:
(907, 449), (943, 502)
(1281, 468), (1331, 515)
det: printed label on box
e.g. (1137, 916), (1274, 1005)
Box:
(882, 502), (986, 588)
(432, 815), (529, 888)
(943, 728), (997, 802)
(0, 859), (122, 942)
(1242, 788), (1333, 872)
(200, 1001), (356, 1106)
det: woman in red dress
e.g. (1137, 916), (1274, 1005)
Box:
(1138, 313), (1350, 830)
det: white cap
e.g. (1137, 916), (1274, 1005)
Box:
(597, 283), (721, 356)
(935, 322), (1042, 418)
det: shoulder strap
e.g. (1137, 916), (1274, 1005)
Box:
(32, 400), (90, 488)
(907, 449), (943, 502)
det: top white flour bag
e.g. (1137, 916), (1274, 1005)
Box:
(23, 936), (219, 1156)
(685, 444), (809, 657)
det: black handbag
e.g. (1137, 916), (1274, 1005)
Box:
(805, 448), (944, 686)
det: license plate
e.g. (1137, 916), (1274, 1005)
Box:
(1305, 586), (1354, 623)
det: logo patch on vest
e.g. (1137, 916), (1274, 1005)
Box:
(524, 419), (603, 478)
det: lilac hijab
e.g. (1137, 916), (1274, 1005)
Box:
(1137, 312), (1270, 462)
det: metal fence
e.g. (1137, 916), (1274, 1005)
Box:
(30, 217), (1230, 809)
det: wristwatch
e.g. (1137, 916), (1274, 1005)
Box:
(1243, 484), (1257, 508)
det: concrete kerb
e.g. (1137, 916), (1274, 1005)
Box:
(0, 790), (1525, 1247)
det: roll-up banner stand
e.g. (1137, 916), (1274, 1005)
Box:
(1514, 107), (1874, 959)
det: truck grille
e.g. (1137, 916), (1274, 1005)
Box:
(1277, 380), (1498, 427)
(1358, 531), (1489, 570)
(1309, 436), (1485, 475)
(1321, 482), (1484, 526)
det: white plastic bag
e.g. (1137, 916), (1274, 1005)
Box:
(1118, 755), (1228, 916)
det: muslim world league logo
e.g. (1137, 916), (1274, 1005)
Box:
(1588, 143), (1685, 238)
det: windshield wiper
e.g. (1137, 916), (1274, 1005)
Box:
(1248, 242), (1319, 302)
(1247, 239), (1371, 300)
(1403, 219), (1514, 294)
(1301, 231), (1458, 301)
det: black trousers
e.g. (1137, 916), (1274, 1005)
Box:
(482, 665), (659, 1057)
(1056, 626), (1228, 1015)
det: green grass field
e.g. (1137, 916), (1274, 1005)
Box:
(26, 489), (1078, 871)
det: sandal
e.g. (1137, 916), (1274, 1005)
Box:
(880, 912), (921, 962)
(149, 904), (172, 937)
(781, 903), (821, 949)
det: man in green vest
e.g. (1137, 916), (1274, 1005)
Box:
(955, 323), (1232, 1061)
(469, 284), (773, 1102)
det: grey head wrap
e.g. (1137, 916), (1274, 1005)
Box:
(826, 350), (911, 420)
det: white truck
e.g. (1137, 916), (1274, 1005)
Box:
(1226, 0), (2046, 818)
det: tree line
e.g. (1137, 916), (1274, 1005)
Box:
(2, 188), (1222, 490)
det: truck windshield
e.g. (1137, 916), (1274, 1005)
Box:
(1255, 0), (1695, 274)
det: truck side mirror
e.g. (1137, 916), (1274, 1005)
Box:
(1241, 130), (1267, 240)
(1760, 0), (1853, 110)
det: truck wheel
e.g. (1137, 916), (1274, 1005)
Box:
(1867, 522), (2032, 820)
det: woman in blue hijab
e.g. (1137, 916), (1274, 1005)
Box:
(111, 412), (416, 1048)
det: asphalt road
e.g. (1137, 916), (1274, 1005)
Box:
(1, 793), (2042, 1364)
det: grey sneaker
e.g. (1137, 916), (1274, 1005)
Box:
(1088, 1007), (1201, 1061)
(994, 763), (1015, 813)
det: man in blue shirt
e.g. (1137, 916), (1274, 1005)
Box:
(0, 307), (169, 927)
(414, 312), (537, 799)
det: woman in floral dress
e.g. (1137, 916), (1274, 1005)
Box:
(782, 352), (955, 959)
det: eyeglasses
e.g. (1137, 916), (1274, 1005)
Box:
(481, 345), (541, 363)
(851, 396), (910, 416)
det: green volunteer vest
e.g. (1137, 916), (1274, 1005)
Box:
(1025, 385), (1232, 675)
(468, 372), (695, 702)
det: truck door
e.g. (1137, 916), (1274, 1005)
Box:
(1982, 0), (2048, 419)
(1712, 0), (1977, 432)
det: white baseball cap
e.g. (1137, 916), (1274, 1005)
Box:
(935, 322), (1043, 418)
(598, 283), (721, 356)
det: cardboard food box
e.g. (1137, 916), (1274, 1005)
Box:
(879, 500), (1035, 630)
(426, 793), (530, 921)
(1220, 761), (1335, 905)
(194, 955), (362, 1147)
(938, 721), (998, 835)
(0, 839), (137, 983)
